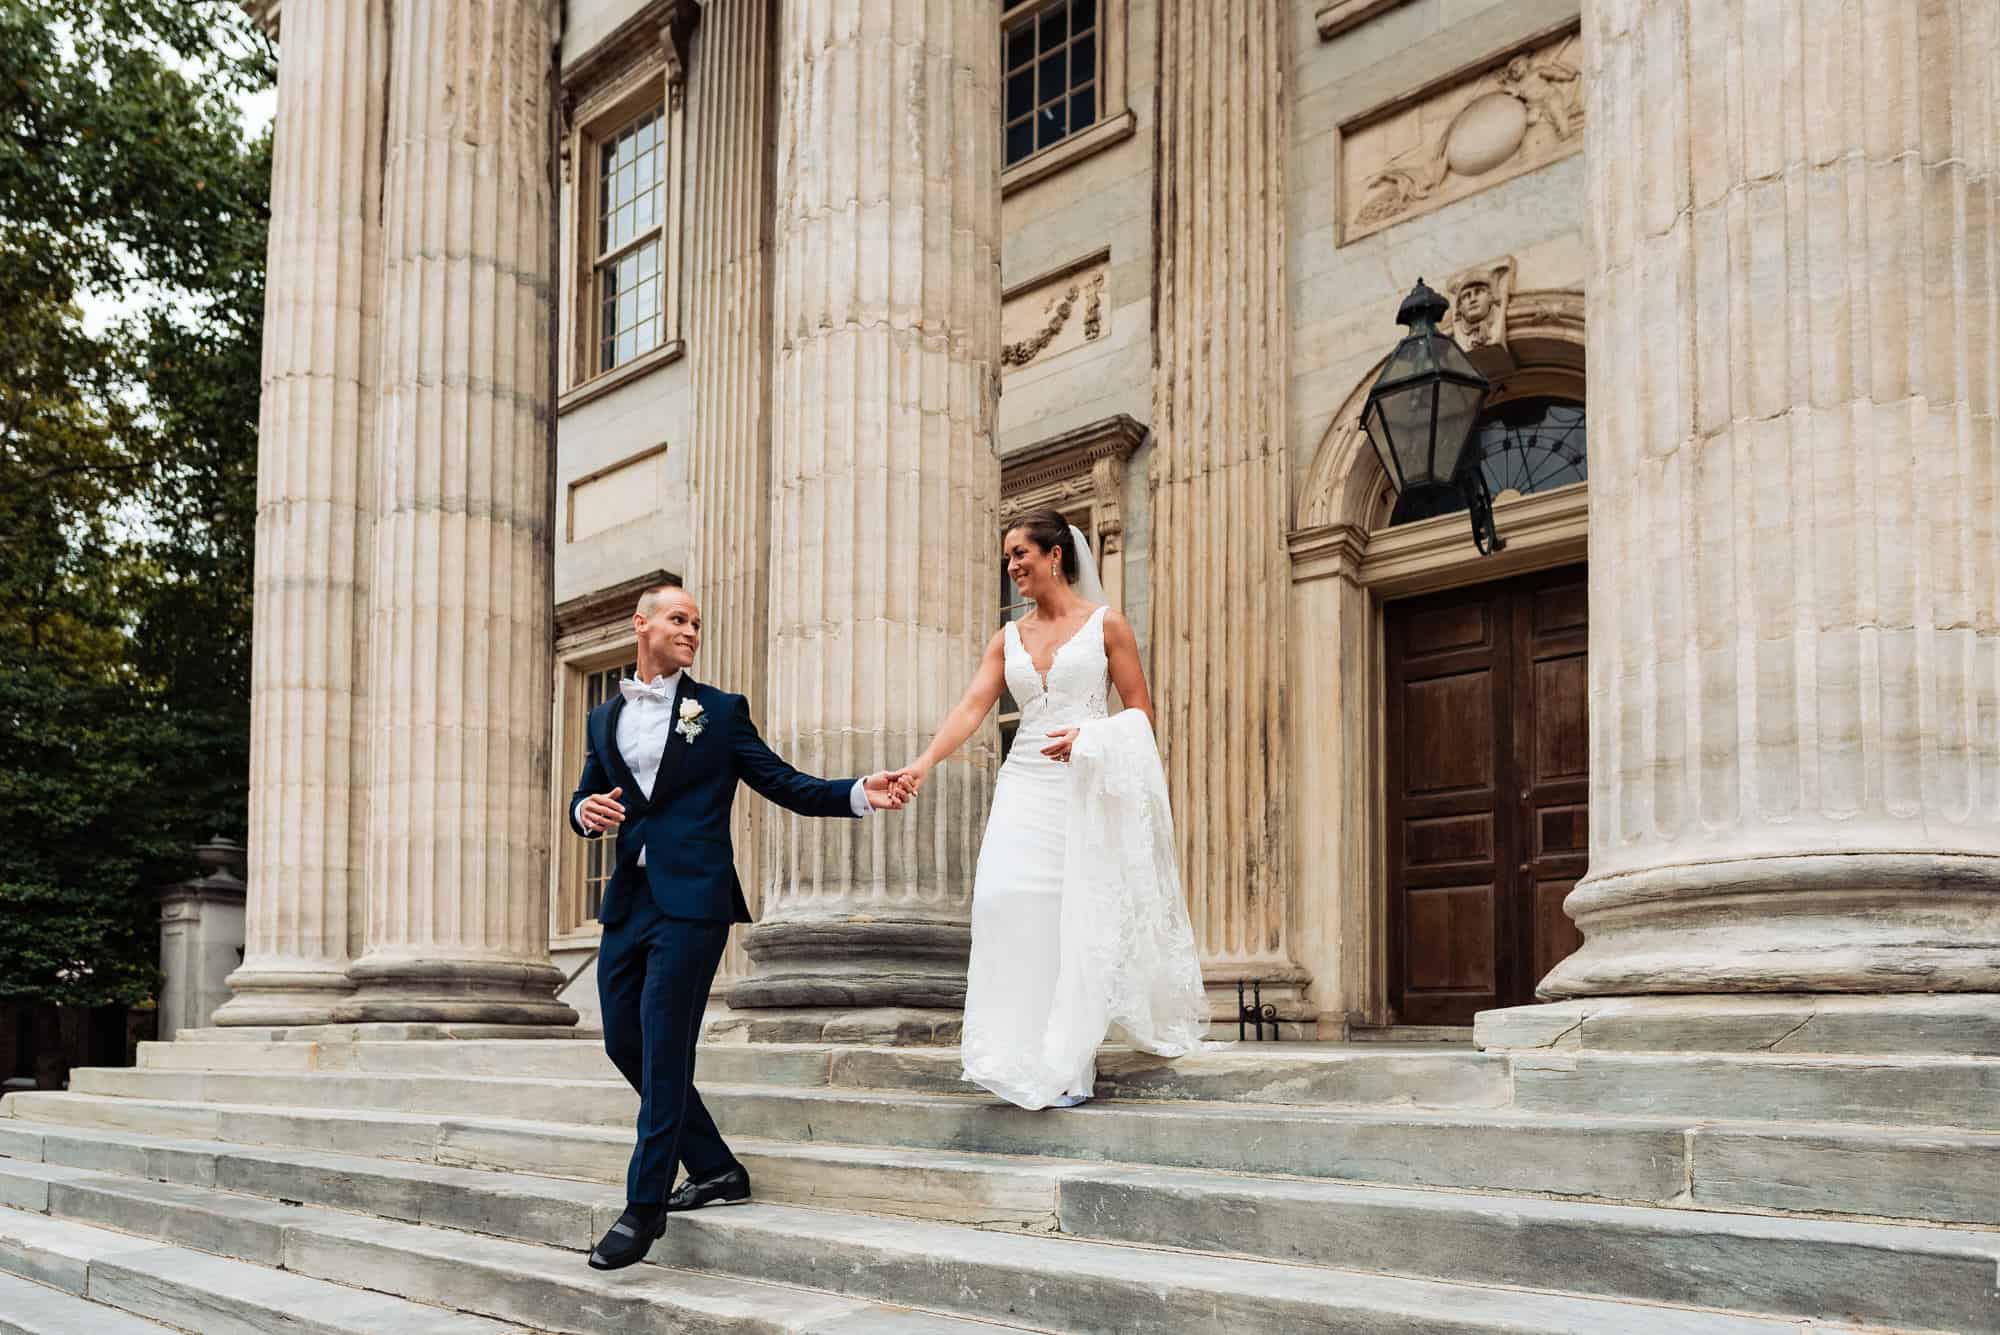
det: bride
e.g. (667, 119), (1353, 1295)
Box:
(896, 509), (1211, 1109)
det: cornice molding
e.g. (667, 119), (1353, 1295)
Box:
(554, 567), (677, 638)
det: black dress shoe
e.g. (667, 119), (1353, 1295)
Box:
(587, 1204), (665, 1270)
(666, 1164), (752, 1212)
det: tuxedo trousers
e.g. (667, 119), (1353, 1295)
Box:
(597, 895), (736, 1202)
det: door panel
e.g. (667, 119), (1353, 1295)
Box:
(1387, 565), (1588, 1025)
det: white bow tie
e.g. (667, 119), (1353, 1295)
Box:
(620, 677), (676, 706)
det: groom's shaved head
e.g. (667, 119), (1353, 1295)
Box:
(635, 579), (689, 619)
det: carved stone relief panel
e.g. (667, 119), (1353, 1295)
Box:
(1339, 28), (1582, 243)
(1001, 254), (1110, 374)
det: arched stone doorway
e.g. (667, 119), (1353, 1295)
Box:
(1287, 289), (1588, 1031)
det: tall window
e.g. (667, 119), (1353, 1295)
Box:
(558, 22), (690, 407)
(578, 661), (634, 920)
(595, 106), (666, 374)
(1004, 0), (1101, 169)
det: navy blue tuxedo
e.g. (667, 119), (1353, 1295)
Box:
(569, 677), (857, 925)
(570, 673), (860, 1203)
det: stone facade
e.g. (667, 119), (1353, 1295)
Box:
(227, 0), (1998, 1045)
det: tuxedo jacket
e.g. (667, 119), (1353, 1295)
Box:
(569, 676), (858, 926)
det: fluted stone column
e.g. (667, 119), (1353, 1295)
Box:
(1150, 1), (1308, 1017)
(337, 0), (574, 1025)
(216, 0), (387, 1027)
(685, 0), (778, 993)
(1540, 0), (2000, 1000)
(730, 0), (1002, 1014)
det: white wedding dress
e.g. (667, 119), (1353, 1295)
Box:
(959, 604), (1212, 1110)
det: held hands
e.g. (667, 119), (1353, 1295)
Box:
(863, 771), (921, 811)
(578, 787), (626, 833)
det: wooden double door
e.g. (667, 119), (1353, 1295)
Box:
(1385, 565), (1589, 1026)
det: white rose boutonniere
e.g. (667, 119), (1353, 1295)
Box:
(676, 697), (706, 742)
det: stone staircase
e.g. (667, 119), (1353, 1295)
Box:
(1, 1027), (1996, 1333)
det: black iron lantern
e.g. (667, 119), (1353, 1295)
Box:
(1361, 279), (1505, 553)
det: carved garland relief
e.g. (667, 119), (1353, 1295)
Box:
(1001, 258), (1110, 372)
(1339, 29), (1582, 243)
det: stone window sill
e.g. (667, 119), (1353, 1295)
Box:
(1002, 110), (1137, 196)
(558, 338), (686, 416)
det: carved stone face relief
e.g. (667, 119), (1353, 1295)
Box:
(1339, 30), (1582, 243)
(1439, 258), (1514, 356)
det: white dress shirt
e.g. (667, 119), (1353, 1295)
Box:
(577, 670), (870, 863)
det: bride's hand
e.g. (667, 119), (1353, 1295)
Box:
(1041, 726), (1079, 763)
(886, 761), (930, 797)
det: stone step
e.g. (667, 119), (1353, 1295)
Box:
(25, 1074), (1696, 1203)
(5, 1114), (1994, 1328)
(134, 1038), (2000, 1130)
(0, 1113), (1068, 1233)
(20, 1080), (2000, 1226)
(139, 1037), (1515, 1109)
(0, 1270), (182, 1335)
(0, 1172), (1011, 1334)
(1510, 1051), (2000, 1131)
(0, 1155), (1831, 1334)
(0, 1206), (527, 1334)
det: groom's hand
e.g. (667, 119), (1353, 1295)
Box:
(579, 787), (626, 832)
(862, 772), (915, 810)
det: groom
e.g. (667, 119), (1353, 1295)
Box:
(569, 580), (911, 1270)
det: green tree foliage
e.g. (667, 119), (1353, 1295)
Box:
(0, 0), (273, 1006)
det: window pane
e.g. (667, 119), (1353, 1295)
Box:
(1006, 22), (1035, 72)
(1007, 68), (1035, 120)
(1006, 117), (1035, 166)
(1071, 82), (1097, 134)
(1074, 0), (1097, 29)
(618, 327), (638, 366)
(638, 242), (658, 278)
(1072, 31), (1097, 85)
(1039, 4), (1068, 51)
(1039, 51), (1067, 104)
(1038, 99), (1068, 149)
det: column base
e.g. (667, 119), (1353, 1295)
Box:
(730, 916), (970, 1010)
(212, 964), (355, 1028)
(332, 957), (579, 1027)
(1544, 852), (2000, 998)
(1476, 993), (2000, 1057)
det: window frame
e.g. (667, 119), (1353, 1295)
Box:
(1000, 0), (1136, 194)
(557, 5), (693, 413)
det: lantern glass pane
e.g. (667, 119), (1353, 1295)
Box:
(1362, 397), (1400, 486)
(1434, 378), (1487, 480)
(1375, 379), (1442, 486)
(1378, 333), (1439, 386)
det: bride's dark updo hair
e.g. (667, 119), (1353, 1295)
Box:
(1008, 507), (1079, 583)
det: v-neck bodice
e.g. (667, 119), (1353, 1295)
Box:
(1003, 605), (1110, 750)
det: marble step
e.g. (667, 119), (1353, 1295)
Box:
(0, 1206), (527, 1334)
(0, 1172), (1010, 1335)
(3, 1117), (1993, 1329)
(0, 1157), (1835, 1334)
(23, 1074), (1695, 1203)
(136, 1038), (2000, 1131)
(0, 1270), (181, 1335)
(141, 1036), (1513, 1109)
(20, 1079), (2000, 1227)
